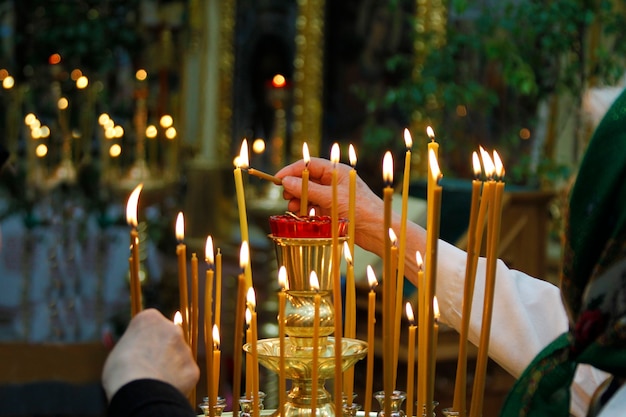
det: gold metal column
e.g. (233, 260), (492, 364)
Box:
(292, 0), (325, 159)
(216, 0), (237, 157)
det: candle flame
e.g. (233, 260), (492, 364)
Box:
(278, 266), (289, 290)
(428, 148), (442, 183)
(382, 151), (393, 185)
(480, 146), (495, 178)
(303, 142), (310, 166)
(175, 212), (185, 242)
(237, 139), (249, 168)
(493, 150), (505, 179)
(404, 128), (413, 149)
(472, 151), (481, 179)
(388, 228), (398, 246)
(205, 236), (214, 265)
(309, 207), (316, 217)
(245, 307), (252, 326)
(246, 287), (256, 310)
(343, 241), (353, 265)
(212, 324), (220, 349)
(239, 241), (249, 270)
(416, 251), (423, 270)
(309, 271), (320, 291)
(405, 302), (415, 324)
(174, 311), (183, 326)
(330, 142), (340, 164)
(126, 183), (143, 227)
(426, 126), (435, 141)
(366, 265), (378, 289)
(349, 144), (357, 167)
(434, 296), (440, 322)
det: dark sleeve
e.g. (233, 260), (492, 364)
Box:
(107, 379), (197, 417)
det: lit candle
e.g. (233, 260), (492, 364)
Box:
(247, 288), (260, 417)
(389, 227), (399, 386)
(176, 212), (190, 344)
(205, 237), (215, 416)
(310, 271), (321, 417)
(234, 140), (252, 288)
(363, 266), (378, 417)
(212, 325), (221, 406)
(215, 248), (222, 333)
(416, 251), (426, 414)
(233, 242), (249, 417)
(453, 151), (483, 417)
(382, 151), (394, 417)
(126, 183), (143, 317)
(330, 143), (343, 415)
(469, 151), (505, 417)
(343, 242), (356, 402)
(428, 296), (440, 415)
(245, 307), (253, 400)
(348, 144), (357, 254)
(300, 142), (310, 216)
(174, 311), (183, 326)
(405, 302), (417, 417)
(277, 266), (289, 417)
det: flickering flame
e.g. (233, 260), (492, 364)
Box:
(349, 144), (357, 167)
(174, 311), (183, 326)
(343, 241), (353, 265)
(239, 241), (249, 270)
(212, 324), (220, 350)
(175, 212), (185, 242)
(479, 146), (495, 179)
(309, 207), (316, 217)
(388, 228), (398, 247)
(428, 149), (442, 183)
(426, 126), (435, 141)
(434, 296), (440, 322)
(309, 271), (320, 291)
(237, 139), (249, 168)
(278, 266), (289, 291)
(405, 302), (415, 324)
(472, 151), (481, 179)
(245, 308), (252, 326)
(383, 151), (393, 185)
(246, 287), (256, 310)
(303, 142), (310, 166)
(126, 184), (143, 227)
(366, 265), (378, 289)
(493, 150), (505, 178)
(416, 251), (423, 270)
(330, 143), (340, 165)
(404, 128), (413, 149)
(205, 236), (214, 265)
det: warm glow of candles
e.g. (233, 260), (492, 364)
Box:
(175, 212), (189, 345)
(309, 207), (316, 216)
(234, 140), (252, 288)
(212, 325), (221, 404)
(174, 311), (183, 326)
(382, 151), (394, 417)
(405, 302), (417, 417)
(233, 242), (249, 414)
(348, 144), (357, 255)
(343, 241), (356, 401)
(247, 287), (260, 417)
(277, 266), (288, 417)
(205, 236), (215, 414)
(300, 142), (310, 216)
(126, 184), (143, 317)
(364, 266), (378, 417)
(330, 143), (343, 415)
(310, 271), (321, 416)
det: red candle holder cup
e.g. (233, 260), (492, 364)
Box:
(269, 214), (348, 238)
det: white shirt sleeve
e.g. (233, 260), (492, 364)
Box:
(434, 239), (609, 417)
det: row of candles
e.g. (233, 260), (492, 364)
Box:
(125, 125), (505, 417)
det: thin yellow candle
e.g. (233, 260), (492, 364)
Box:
(425, 149), (442, 417)
(191, 253), (199, 363)
(247, 167), (283, 185)
(212, 325), (221, 405)
(348, 144), (357, 254)
(382, 151), (394, 417)
(342, 242), (356, 402)
(469, 151), (505, 417)
(233, 242), (249, 417)
(247, 288), (260, 417)
(389, 227), (400, 386)
(428, 296), (440, 415)
(277, 267), (289, 417)
(205, 237), (215, 416)
(126, 183), (143, 317)
(363, 266), (378, 417)
(300, 142), (310, 216)
(175, 212), (190, 345)
(245, 308), (253, 400)
(416, 251), (426, 415)
(310, 271), (321, 417)
(215, 248), (222, 333)
(330, 143), (343, 415)
(234, 140), (252, 287)
(453, 152), (483, 417)
(405, 302), (417, 417)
